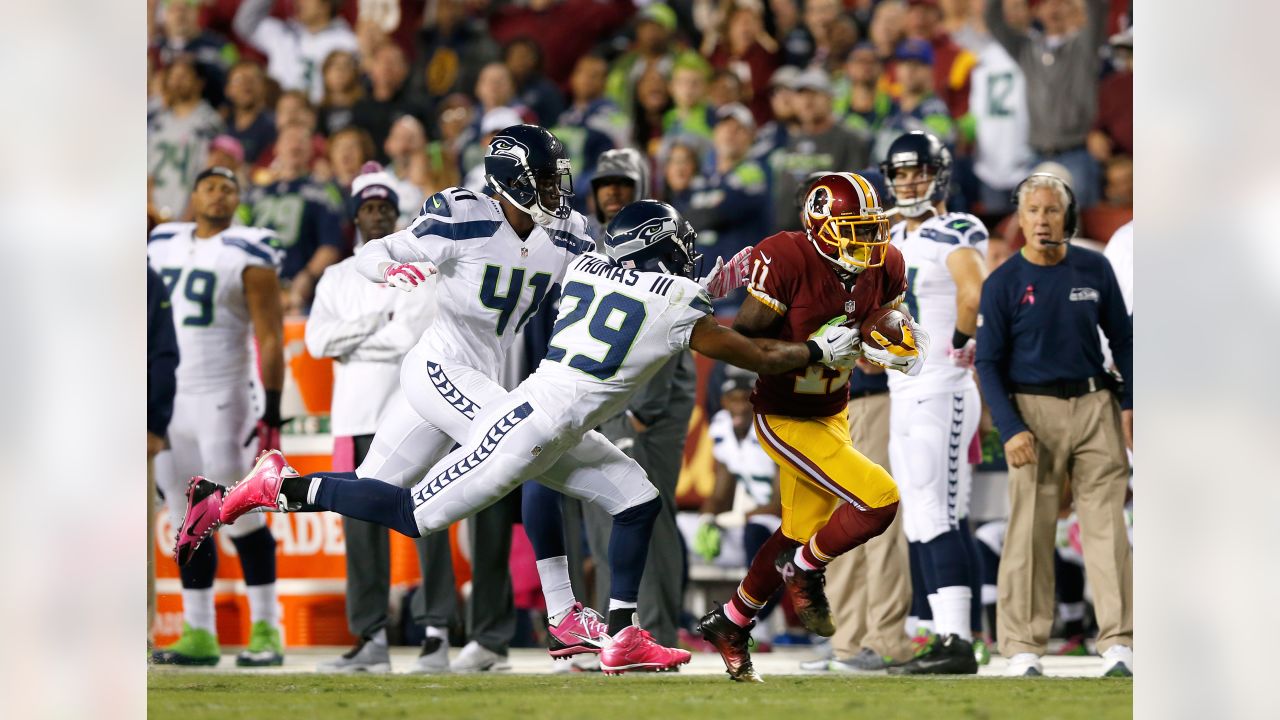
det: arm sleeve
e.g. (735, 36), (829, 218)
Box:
(984, 0), (1029, 59)
(147, 268), (180, 437)
(233, 0), (276, 50)
(975, 275), (1028, 441)
(353, 209), (469, 283)
(1097, 259), (1133, 410)
(303, 268), (381, 360)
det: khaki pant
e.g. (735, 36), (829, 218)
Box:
(997, 391), (1133, 657)
(824, 392), (913, 661)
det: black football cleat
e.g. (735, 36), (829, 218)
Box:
(696, 606), (763, 683)
(774, 547), (835, 637)
(888, 633), (980, 675)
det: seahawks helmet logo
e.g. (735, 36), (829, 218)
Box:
(632, 217), (679, 245)
(488, 136), (530, 163)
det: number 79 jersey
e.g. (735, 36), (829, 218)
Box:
(147, 222), (283, 393)
(520, 253), (712, 434)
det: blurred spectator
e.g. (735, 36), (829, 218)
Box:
(631, 65), (674, 156)
(224, 61), (277, 166)
(660, 139), (703, 204)
(663, 58), (717, 140)
(587, 148), (649, 236)
(1101, 154), (1131, 209)
(869, 0), (909, 60)
(559, 54), (632, 150)
(871, 39), (956, 164)
(489, 0), (636, 88)
(252, 90), (327, 172)
(474, 62), (528, 119)
(770, 0), (809, 67)
(426, 93), (474, 191)
(504, 37), (565, 129)
(247, 124), (345, 311)
(801, 0), (846, 71)
(768, 67), (871, 232)
(381, 116), (430, 222)
(704, 1), (779, 124)
(317, 50), (363, 137)
(207, 136), (249, 204)
(151, 0), (239, 108)
(749, 65), (799, 160)
(148, 55), (167, 122)
(351, 43), (432, 160)
(985, 0), (1108, 208)
(462, 107), (526, 192)
(681, 103), (769, 312)
(939, 0), (992, 52)
(606, 3), (702, 116)
(1087, 27), (1133, 161)
(149, 57), (225, 222)
(904, 0), (976, 117)
(412, 0), (501, 111)
(233, 0), (358, 104)
(967, 36), (1033, 215)
(708, 68), (748, 111)
(834, 42), (893, 137)
(322, 126), (376, 200)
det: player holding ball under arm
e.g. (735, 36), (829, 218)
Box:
(974, 173), (1133, 678)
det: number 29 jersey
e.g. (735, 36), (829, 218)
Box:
(147, 222), (283, 393)
(888, 212), (988, 399)
(745, 230), (906, 418)
(520, 253), (712, 436)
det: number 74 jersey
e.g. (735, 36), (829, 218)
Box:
(148, 222), (283, 392)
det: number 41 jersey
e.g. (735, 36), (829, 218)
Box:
(148, 222), (283, 393)
(520, 253), (712, 435)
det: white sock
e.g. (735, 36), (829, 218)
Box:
(536, 556), (576, 622)
(926, 593), (941, 633)
(369, 627), (388, 647)
(907, 615), (919, 634)
(981, 584), (999, 606)
(425, 626), (448, 641)
(609, 599), (637, 612)
(919, 618), (935, 633)
(1059, 601), (1086, 623)
(794, 545), (821, 572)
(935, 585), (973, 640)
(307, 477), (323, 504)
(182, 588), (216, 634)
(246, 583), (279, 626)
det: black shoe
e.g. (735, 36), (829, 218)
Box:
(696, 606), (763, 683)
(888, 634), (979, 675)
(774, 547), (835, 637)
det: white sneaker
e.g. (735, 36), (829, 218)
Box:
(316, 637), (391, 673)
(449, 640), (511, 673)
(1101, 644), (1133, 677)
(406, 636), (451, 674)
(1005, 652), (1043, 677)
(551, 653), (601, 674)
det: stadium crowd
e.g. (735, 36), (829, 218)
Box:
(148, 0), (1133, 676)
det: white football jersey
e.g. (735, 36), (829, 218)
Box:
(355, 188), (595, 373)
(969, 42), (1034, 190)
(889, 212), (988, 398)
(148, 222), (283, 393)
(709, 409), (777, 511)
(519, 253), (712, 435)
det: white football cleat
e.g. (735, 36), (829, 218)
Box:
(1101, 644), (1133, 677)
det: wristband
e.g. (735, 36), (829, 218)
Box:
(952, 329), (972, 350)
(805, 340), (822, 365)
(263, 389), (283, 427)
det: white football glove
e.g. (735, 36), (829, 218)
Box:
(947, 337), (977, 369)
(383, 262), (437, 292)
(862, 320), (929, 375)
(810, 325), (859, 367)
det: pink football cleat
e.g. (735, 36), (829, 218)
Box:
(174, 477), (225, 566)
(599, 622), (692, 675)
(547, 603), (611, 658)
(220, 450), (298, 524)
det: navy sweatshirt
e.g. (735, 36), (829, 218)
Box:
(148, 266), (180, 438)
(975, 246), (1132, 441)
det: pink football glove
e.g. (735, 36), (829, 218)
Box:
(701, 245), (754, 299)
(947, 338), (977, 369)
(384, 262), (437, 292)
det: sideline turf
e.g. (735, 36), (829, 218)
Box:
(148, 672), (1131, 720)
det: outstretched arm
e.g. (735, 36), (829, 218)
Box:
(691, 315), (838, 375)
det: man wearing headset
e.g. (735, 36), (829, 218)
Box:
(974, 173), (1133, 678)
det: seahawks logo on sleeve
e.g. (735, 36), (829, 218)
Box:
(919, 212), (989, 246)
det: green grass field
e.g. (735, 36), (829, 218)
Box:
(149, 672), (1131, 720)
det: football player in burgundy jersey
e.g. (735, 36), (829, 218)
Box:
(697, 172), (931, 682)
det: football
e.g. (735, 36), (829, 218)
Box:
(860, 306), (912, 351)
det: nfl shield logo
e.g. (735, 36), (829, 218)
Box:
(844, 300), (855, 314)
(520, 247), (529, 258)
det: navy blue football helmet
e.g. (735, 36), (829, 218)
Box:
(602, 200), (702, 280)
(879, 131), (952, 218)
(484, 124), (574, 226)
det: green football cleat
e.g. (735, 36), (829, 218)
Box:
(973, 638), (991, 666)
(152, 623), (221, 666)
(236, 621), (285, 667)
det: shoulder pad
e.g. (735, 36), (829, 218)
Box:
(547, 212), (596, 255)
(920, 213), (989, 246)
(221, 228), (283, 266)
(148, 222), (192, 243)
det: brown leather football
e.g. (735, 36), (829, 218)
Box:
(860, 306), (912, 351)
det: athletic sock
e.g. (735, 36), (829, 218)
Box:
(727, 528), (800, 626)
(607, 600), (638, 635)
(182, 588), (216, 635)
(536, 556), (576, 622)
(296, 472), (421, 537)
(926, 593), (941, 634)
(935, 586), (973, 641)
(794, 539), (825, 571)
(245, 583), (279, 627)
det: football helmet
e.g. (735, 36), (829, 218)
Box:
(484, 124), (574, 226)
(602, 200), (702, 280)
(879, 131), (952, 218)
(591, 148), (650, 222)
(801, 172), (890, 274)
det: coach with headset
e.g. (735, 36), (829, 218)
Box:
(974, 174), (1133, 678)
